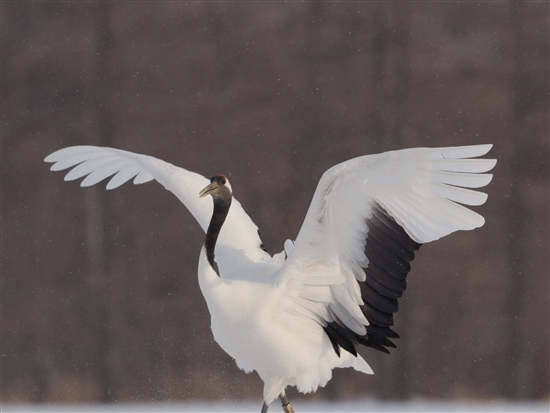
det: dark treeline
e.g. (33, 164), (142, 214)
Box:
(3, 2), (548, 404)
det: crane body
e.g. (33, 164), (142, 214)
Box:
(45, 144), (496, 412)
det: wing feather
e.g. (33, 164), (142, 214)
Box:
(276, 144), (496, 357)
(106, 165), (142, 190)
(133, 170), (155, 185)
(64, 157), (118, 181)
(50, 152), (107, 171)
(427, 181), (488, 206)
(423, 158), (496, 173)
(418, 169), (493, 188)
(80, 160), (130, 187)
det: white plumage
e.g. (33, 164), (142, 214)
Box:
(45, 144), (496, 412)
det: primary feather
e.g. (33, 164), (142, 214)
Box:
(45, 144), (496, 408)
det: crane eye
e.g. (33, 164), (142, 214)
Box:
(221, 178), (226, 185)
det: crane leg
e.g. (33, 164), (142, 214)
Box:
(280, 391), (295, 413)
(261, 402), (269, 413)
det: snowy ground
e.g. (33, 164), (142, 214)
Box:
(2, 400), (548, 413)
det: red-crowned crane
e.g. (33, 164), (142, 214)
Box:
(45, 144), (496, 413)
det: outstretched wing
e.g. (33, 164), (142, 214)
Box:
(277, 144), (496, 356)
(44, 146), (271, 274)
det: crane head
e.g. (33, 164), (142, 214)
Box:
(199, 174), (232, 199)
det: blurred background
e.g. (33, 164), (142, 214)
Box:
(3, 1), (548, 408)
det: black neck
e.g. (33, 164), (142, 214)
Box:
(205, 196), (232, 272)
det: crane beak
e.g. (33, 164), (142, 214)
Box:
(199, 182), (219, 198)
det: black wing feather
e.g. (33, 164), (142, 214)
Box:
(322, 203), (422, 356)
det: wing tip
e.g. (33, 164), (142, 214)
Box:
(477, 143), (493, 155)
(44, 146), (99, 163)
(438, 143), (495, 160)
(44, 149), (68, 163)
(474, 213), (486, 229)
(466, 143), (493, 157)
